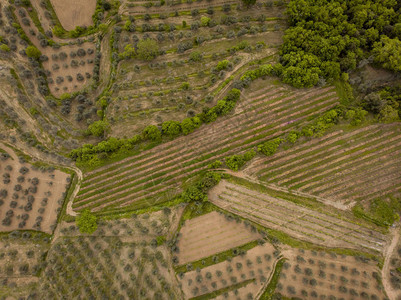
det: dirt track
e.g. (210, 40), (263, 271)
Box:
(382, 224), (400, 300)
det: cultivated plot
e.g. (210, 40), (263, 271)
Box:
(49, 0), (96, 31)
(177, 211), (261, 264)
(245, 124), (401, 207)
(178, 242), (277, 299)
(39, 209), (183, 299)
(75, 81), (339, 213)
(13, 6), (96, 96)
(0, 144), (70, 233)
(276, 248), (387, 300)
(208, 179), (387, 253)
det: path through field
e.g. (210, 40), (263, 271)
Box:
(382, 224), (400, 300)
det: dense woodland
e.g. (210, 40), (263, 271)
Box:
(279, 0), (401, 86)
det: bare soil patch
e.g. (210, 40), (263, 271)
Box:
(0, 144), (70, 233)
(179, 242), (277, 299)
(177, 211), (261, 264)
(277, 247), (387, 300)
(49, 0), (96, 31)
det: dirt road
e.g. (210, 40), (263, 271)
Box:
(382, 224), (400, 300)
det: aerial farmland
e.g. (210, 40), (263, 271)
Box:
(0, 0), (400, 299)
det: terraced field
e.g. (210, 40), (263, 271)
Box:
(208, 179), (387, 253)
(110, 1), (286, 136)
(74, 80), (340, 213)
(177, 211), (261, 264)
(245, 124), (401, 207)
(276, 248), (387, 300)
(178, 242), (277, 299)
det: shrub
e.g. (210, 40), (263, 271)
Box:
(189, 51), (202, 62)
(137, 39), (159, 61)
(88, 120), (110, 137)
(76, 209), (98, 234)
(143, 125), (161, 140)
(25, 46), (41, 59)
(0, 44), (10, 52)
(225, 151), (254, 171)
(258, 138), (282, 156)
(201, 16), (211, 27)
(181, 117), (201, 135)
(208, 160), (222, 169)
(162, 121), (181, 137)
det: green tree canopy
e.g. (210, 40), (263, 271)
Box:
(88, 120), (110, 137)
(373, 36), (401, 72)
(25, 46), (41, 59)
(279, 0), (400, 87)
(143, 125), (161, 140)
(162, 120), (182, 137)
(137, 38), (159, 61)
(76, 209), (98, 234)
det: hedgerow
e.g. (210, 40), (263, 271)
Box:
(69, 62), (275, 167)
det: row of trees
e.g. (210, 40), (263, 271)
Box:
(70, 88), (242, 165)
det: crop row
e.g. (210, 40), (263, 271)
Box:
(251, 124), (401, 205)
(75, 85), (339, 212)
(74, 88), (338, 212)
(209, 181), (386, 253)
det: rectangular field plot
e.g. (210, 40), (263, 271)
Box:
(0, 144), (71, 234)
(75, 81), (340, 214)
(176, 211), (261, 264)
(208, 180), (388, 253)
(179, 242), (277, 299)
(276, 248), (386, 300)
(245, 124), (401, 207)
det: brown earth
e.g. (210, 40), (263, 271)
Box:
(49, 0), (96, 31)
(0, 143), (69, 234)
(278, 246), (387, 300)
(179, 242), (277, 299)
(177, 211), (261, 264)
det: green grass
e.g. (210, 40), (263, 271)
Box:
(226, 175), (321, 209)
(189, 278), (255, 300)
(59, 173), (77, 223)
(352, 197), (400, 228)
(174, 240), (260, 274)
(181, 202), (217, 222)
(334, 80), (355, 106)
(259, 258), (285, 299)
